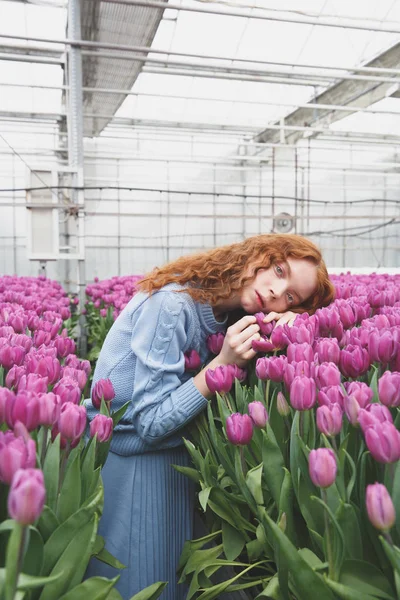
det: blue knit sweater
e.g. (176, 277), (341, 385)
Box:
(85, 284), (228, 456)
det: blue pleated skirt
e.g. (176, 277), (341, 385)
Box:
(85, 446), (194, 600)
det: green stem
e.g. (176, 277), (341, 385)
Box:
(322, 489), (335, 580)
(265, 379), (271, 409)
(5, 522), (27, 600)
(240, 445), (247, 476)
(331, 436), (338, 454)
(222, 392), (233, 412)
(56, 440), (71, 516)
(299, 411), (304, 439)
(40, 427), (48, 467)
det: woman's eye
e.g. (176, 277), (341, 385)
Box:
(275, 265), (283, 276)
(287, 293), (294, 304)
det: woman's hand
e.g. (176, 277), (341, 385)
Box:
(217, 315), (260, 367)
(263, 311), (298, 328)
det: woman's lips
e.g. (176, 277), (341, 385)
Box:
(255, 291), (264, 309)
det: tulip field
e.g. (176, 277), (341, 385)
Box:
(1, 272), (400, 600)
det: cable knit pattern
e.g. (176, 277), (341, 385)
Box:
(85, 283), (227, 456)
(85, 284), (228, 599)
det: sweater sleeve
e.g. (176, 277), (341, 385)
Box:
(129, 290), (208, 444)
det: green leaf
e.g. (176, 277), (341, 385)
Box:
(93, 546), (126, 570)
(336, 503), (363, 561)
(339, 559), (395, 599)
(39, 516), (98, 600)
(195, 561), (265, 600)
(36, 506), (60, 543)
(246, 463), (264, 505)
(222, 521), (245, 561)
(58, 576), (120, 600)
(177, 530), (221, 575)
(259, 508), (336, 600)
(42, 483), (103, 576)
(43, 435), (60, 513)
(128, 581), (168, 600)
(199, 486), (212, 512)
(81, 436), (97, 502)
(57, 452), (81, 522)
(391, 460), (400, 538)
(112, 401), (131, 427)
(278, 469), (296, 545)
(262, 427), (285, 507)
(312, 495), (346, 580)
(255, 574), (282, 599)
(22, 526), (44, 576)
(369, 366), (379, 403)
(325, 576), (383, 600)
(172, 465), (201, 484)
(4, 522), (24, 600)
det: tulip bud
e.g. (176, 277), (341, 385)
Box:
(339, 345), (370, 378)
(91, 378), (115, 409)
(184, 349), (202, 371)
(309, 448), (337, 488)
(365, 422), (400, 464)
(378, 371), (400, 407)
(228, 364), (247, 382)
(276, 391), (290, 417)
(287, 343), (314, 364)
(8, 468), (46, 525)
(289, 376), (316, 411)
(57, 403), (87, 442)
(256, 356), (287, 383)
(53, 377), (81, 405)
(248, 401), (268, 428)
(344, 394), (360, 426)
(38, 392), (61, 427)
(6, 391), (41, 432)
(315, 338), (340, 365)
(316, 404), (342, 437)
(205, 366), (234, 394)
(318, 385), (345, 410)
(206, 332), (225, 355)
(366, 483), (396, 532)
(269, 326), (288, 350)
(368, 329), (396, 364)
(17, 373), (49, 394)
(226, 413), (253, 445)
(315, 362), (341, 388)
(62, 367), (87, 390)
(254, 313), (274, 337)
(89, 414), (113, 442)
(344, 381), (373, 409)
(0, 430), (36, 484)
(252, 337), (275, 353)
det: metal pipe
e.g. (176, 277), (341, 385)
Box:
(2, 32), (400, 77)
(3, 80), (400, 118)
(100, 0), (400, 34)
(0, 53), (63, 64)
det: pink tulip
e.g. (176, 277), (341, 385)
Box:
(0, 387), (15, 423)
(252, 338), (275, 353)
(339, 345), (370, 378)
(344, 394), (360, 426)
(184, 349), (202, 371)
(276, 391), (291, 417)
(62, 367), (87, 390)
(0, 345), (25, 369)
(89, 414), (113, 442)
(344, 381), (373, 408)
(314, 338), (340, 365)
(206, 332), (225, 355)
(316, 404), (342, 437)
(269, 326), (289, 350)
(228, 364), (247, 382)
(53, 377), (81, 405)
(378, 371), (400, 407)
(309, 448), (337, 488)
(248, 401), (268, 428)
(6, 391), (41, 432)
(0, 430), (36, 484)
(205, 366), (234, 394)
(5, 365), (26, 390)
(8, 468), (46, 525)
(366, 483), (396, 532)
(255, 356), (287, 382)
(57, 403), (87, 442)
(54, 335), (76, 358)
(38, 392), (61, 427)
(289, 376), (316, 411)
(365, 422), (400, 464)
(315, 362), (341, 388)
(318, 385), (345, 410)
(91, 378), (116, 409)
(254, 313), (274, 337)
(17, 373), (49, 394)
(226, 413), (253, 445)
(287, 343), (314, 364)
(368, 329), (396, 364)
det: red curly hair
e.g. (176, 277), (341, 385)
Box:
(138, 234), (335, 314)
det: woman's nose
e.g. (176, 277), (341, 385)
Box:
(270, 280), (287, 299)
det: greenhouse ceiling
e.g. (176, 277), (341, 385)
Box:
(1, 0), (400, 143)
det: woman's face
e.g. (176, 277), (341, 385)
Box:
(239, 257), (318, 314)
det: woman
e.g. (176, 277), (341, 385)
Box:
(85, 234), (334, 599)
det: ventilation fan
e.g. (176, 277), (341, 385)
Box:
(273, 212), (295, 233)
